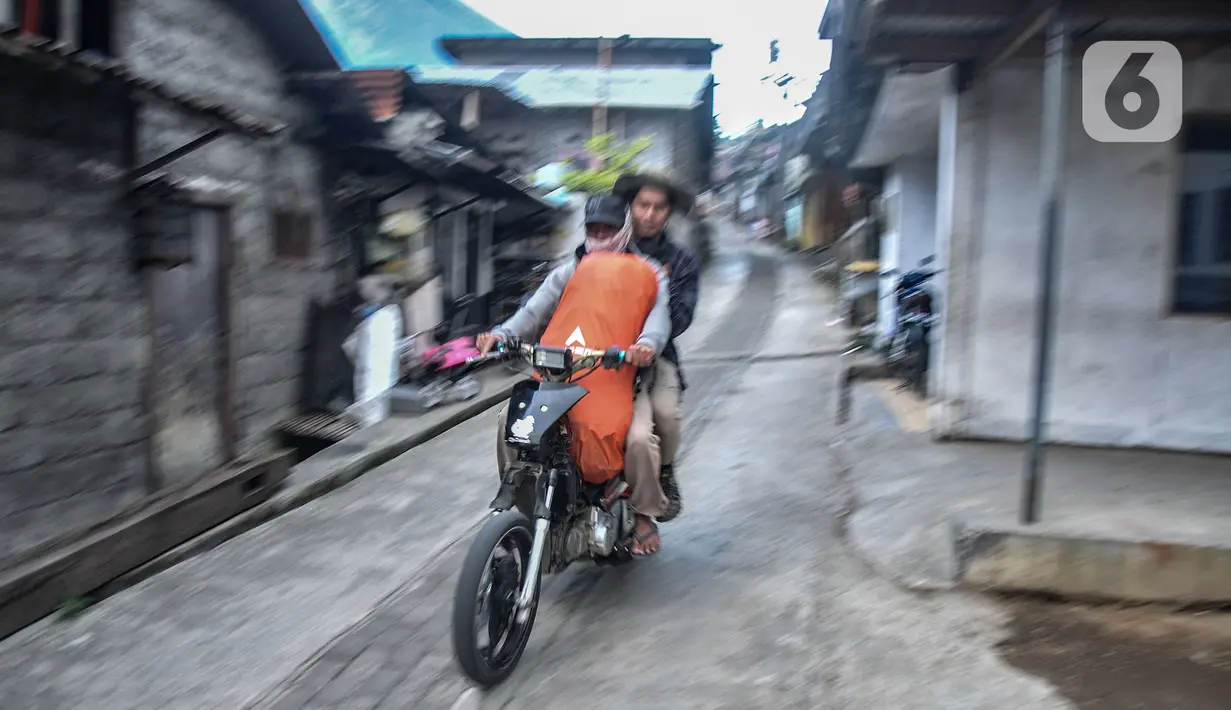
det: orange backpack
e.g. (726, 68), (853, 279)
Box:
(538, 252), (659, 483)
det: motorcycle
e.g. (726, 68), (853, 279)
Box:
(882, 257), (939, 396)
(398, 294), (485, 408)
(451, 339), (644, 688)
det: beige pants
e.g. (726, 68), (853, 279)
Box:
(495, 371), (670, 518)
(649, 359), (682, 466)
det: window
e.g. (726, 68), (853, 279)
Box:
(272, 210), (314, 261)
(8, 0), (114, 56)
(1174, 116), (1231, 315)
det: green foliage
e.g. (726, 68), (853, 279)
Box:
(58, 595), (95, 621)
(561, 133), (654, 195)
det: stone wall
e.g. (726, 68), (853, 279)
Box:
(0, 0), (346, 561)
(0, 61), (147, 560)
(123, 0), (344, 455)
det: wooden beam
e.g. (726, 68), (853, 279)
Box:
(129, 129), (226, 182)
(0, 451), (292, 641)
(878, 0), (1231, 20)
(864, 36), (989, 63)
(867, 34), (1231, 65)
(877, 0), (1019, 16)
(977, 0), (1056, 76)
(1071, 0), (1231, 20)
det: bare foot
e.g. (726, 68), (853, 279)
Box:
(631, 514), (660, 556)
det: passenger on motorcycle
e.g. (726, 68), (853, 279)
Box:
(475, 194), (672, 555)
(612, 171), (701, 522)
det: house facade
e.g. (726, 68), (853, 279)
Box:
(818, 0), (1231, 453)
(0, 0), (368, 561)
(334, 68), (560, 328)
(412, 36), (719, 202)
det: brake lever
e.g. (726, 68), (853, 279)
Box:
(600, 346), (625, 370)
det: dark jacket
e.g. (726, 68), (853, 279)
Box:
(635, 231), (701, 390)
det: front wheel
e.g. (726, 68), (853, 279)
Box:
(452, 511), (539, 688)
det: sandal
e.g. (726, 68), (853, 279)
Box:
(631, 521), (660, 557)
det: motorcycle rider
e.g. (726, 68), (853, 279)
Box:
(612, 172), (701, 523)
(476, 194), (671, 556)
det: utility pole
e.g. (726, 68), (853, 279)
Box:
(1022, 6), (1069, 524)
(592, 37), (612, 140)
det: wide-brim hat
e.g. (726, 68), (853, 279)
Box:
(613, 170), (695, 215)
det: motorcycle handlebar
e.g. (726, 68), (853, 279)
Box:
(466, 340), (628, 371)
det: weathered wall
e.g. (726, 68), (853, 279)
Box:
(0, 0), (346, 561)
(934, 59), (1231, 452)
(0, 61), (147, 560)
(123, 0), (343, 456)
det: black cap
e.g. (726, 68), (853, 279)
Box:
(583, 194), (626, 228)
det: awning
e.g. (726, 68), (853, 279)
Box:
(348, 142), (555, 211)
(851, 69), (949, 168)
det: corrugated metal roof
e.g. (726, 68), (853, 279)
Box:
(409, 66), (714, 109)
(304, 0), (514, 67)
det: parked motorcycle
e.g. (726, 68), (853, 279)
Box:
(451, 339), (646, 687)
(882, 257), (939, 396)
(398, 294), (485, 408)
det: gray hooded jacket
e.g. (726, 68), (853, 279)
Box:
(491, 245), (671, 353)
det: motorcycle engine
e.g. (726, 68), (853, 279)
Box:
(563, 504), (629, 560)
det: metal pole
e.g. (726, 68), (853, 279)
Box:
(1022, 7), (1068, 524)
(592, 38), (612, 138)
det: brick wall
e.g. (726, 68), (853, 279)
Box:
(0, 61), (147, 560)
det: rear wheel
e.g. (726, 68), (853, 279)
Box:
(452, 511), (539, 688)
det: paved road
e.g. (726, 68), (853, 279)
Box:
(255, 246), (1073, 710)
(0, 222), (754, 710)
(253, 238), (783, 710)
(0, 233), (1077, 709)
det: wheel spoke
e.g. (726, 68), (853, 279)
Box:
(455, 514), (538, 685)
(472, 525), (532, 666)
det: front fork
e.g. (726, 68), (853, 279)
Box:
(514, 467), (557, 623)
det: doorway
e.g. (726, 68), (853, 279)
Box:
(148, 206), (235, 488)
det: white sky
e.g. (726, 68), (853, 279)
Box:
(458, 0), (833, 136)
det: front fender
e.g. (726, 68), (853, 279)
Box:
(504, 380), (588, 450)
